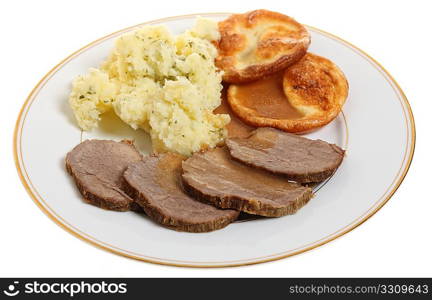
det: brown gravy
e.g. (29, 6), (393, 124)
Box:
(214, 86), (255, 138)
(234, 72), (304, 120)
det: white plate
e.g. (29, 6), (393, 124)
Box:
(14, 13), (415, 267)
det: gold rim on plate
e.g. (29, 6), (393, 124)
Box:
(13, 13), (416, 268)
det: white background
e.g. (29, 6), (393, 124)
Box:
(1, 0), (430, 277)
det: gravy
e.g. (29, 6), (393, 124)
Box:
(234, 72), (304, 120)
(214, 86), (255, 138)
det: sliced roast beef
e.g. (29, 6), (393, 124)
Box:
(226, 127), (345, 183)
(65, 139), (143, 211)
(181, 147), (313, 217)
(122, 153), (239, 232)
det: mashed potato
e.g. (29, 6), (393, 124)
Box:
(69, 18), (229, 155)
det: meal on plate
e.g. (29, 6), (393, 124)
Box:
(65, 9), (349, 232)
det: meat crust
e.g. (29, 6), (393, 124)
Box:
(182, 147), (313, 217)
(123, 153), (239, 232)
(226, 127), (345, 183)
(65, 140), (143, 211)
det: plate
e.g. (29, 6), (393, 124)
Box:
(14, 13), (415, 267)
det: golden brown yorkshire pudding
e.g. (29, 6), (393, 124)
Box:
(227, 53), (348, 133)
(216, 9), (310, 83)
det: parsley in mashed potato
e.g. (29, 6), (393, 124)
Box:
(69, 18), (229, 156)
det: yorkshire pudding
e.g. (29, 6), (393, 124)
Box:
(216, 9), (310, 83)
(227, 53), (348, 133)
